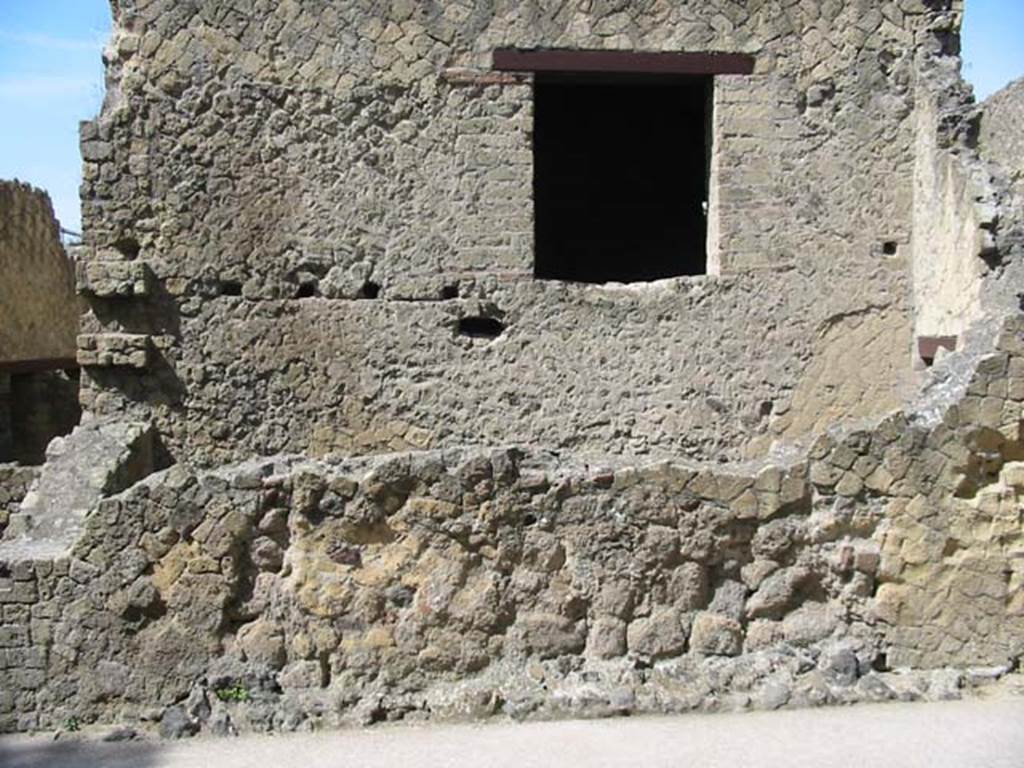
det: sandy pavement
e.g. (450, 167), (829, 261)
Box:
(2, 695), (1023, 768)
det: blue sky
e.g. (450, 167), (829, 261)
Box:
(0, 1), (1022, 233)
(0, 1), (109, 233)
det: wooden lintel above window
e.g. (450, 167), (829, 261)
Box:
(492, 49), (755, 76)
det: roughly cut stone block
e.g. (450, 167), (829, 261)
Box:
(1000, 462), (1024, 488)
(690, 612), (743, 656)
(0, 420), (154, 556)
(77, 333), (151, 369)
(237, 619), (287, 669)
(627, 609), (688, 660)
(510, 612), (586, 659)
(78, 261), (153, 298)
(278, 660), (325, 689)
(586, 617), (627, 660)
(80, 139), (113, 162)
(746, 567), (811, 620)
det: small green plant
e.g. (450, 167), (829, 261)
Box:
(62, 716), (80, 733)
(214, 684), (250, 703)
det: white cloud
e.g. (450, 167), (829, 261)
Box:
(0, 29), (104, 52)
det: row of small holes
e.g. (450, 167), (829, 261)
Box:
(215, 281), (505, 339)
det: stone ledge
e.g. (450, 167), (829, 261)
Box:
(78, 261), (153, 299)
(77, 334), (151, 369)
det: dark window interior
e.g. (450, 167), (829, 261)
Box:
(0, 368), (81, 465)
(533, 74), (711, 283)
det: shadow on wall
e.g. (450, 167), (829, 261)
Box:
(0, 737), (161, 768)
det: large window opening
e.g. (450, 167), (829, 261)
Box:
(0, 366), (81, 465)
(533, 74), (711, 283)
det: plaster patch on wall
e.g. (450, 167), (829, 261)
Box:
(750, 308), (914, 456)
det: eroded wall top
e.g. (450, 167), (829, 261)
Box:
(980, 77), (1024, 202)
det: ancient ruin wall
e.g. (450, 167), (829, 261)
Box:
(910, 35), (1024, 354)
(906, 9), (1010, 347)
(2, 314), (1023, 734)
(73, 1), (955, 467)
(980, 78), (1024, 203)
(911, 91), (988, 340)
(0, 182), (82, 470)
(5, 1), (1024, 734)
(0, 182), (77, 365)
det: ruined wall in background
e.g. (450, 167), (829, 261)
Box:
(0, 182), (83, 471)
(911, 90), (987, 340)
(72, 0), (953, 468)
(910, 43), (1024, 359)
(0, 182), (78, 364)
(980, 78), (1024, 203)
(910, 69), (998, 344)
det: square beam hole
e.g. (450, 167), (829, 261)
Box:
(533, 74), (711, 283)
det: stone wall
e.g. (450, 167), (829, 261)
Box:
(6, 0), (1024, 740)
(980, 77), (1024, 203)
(0, 181), (83, 468)
(0, 182), (78, 364)
(906, 18), (1024, 357)
(910, 92), (989, 342)
(72, 0), (964, 467)
(0, 464), (39, 539)
(908, 26), (1007, 346)
(1, 314), (1022, 734)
